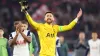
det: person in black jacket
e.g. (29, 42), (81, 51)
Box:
(73, 32), (88, 56)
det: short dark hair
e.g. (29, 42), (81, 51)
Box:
(79, 31), (85, 34)
(92, 31), (97, 33)
(14, 21), (21, 25)
(45, 12), (52, 15)
(21, 20), (28, 25)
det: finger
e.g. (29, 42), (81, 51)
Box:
(80, 8), (82, 12)
(80, 8), (82, 11)
(16, 26), (19, 30)
(18, 24), (21, 27)
(19, 2), (23, 6)
(19, 23), (22, 25)
(19, 2), (21, 4)
(16, 28), (19, 31)
(80, 8), (81, 11)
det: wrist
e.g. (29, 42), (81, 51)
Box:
(74, 18), (78, 22)
(25, 11), (28, 14)
(16, 33), (19, 36)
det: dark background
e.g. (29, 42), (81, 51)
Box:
(0, 0), (100, 50)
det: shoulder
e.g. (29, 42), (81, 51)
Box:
(54, 25), (59, 27)
(36, 23), (45, 28)
(88, 39), (92, 43)
(10, 31), (16, 35)
(74, 39), (79, 43)
(9, 31), (16, 39)
(24, 30), (32, 36)
(40, 23), (44, 25)
(97, 39), (100, 41)
(97, 39), (100, 42)
(56, 37), (59, 40)
(53, 25), (59, 30)
(9, 31), (16, 36)
(26, 30), (34, 34)
(3, 38), (8, 42)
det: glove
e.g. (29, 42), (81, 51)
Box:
(19, 1), (29, 12)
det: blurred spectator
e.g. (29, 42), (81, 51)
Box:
(57, 36), (69, 56)
(0, 27), (11, 56)
(9, 21), (32, 56)
(21, 20), (38, 56)
(0, 0), (100, 54)
(73, 32), (88, 56)
(87, 32), (100, 56)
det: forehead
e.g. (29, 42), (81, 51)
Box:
(80, 32), (85, 35)
(22, 24), (28, 26)
(92, 32), (97, 35)
(0, 29), (4, 31)
(45, 13), (53, 15)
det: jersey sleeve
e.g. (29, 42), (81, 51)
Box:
(25, 12), (40, 30)
(9, 33), (13, 40)
(27, 30), (31, 36)
(31, 33), (38, 55)
(58, 19), (77, 32)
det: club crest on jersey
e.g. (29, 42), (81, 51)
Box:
(46, 33), (55, 37)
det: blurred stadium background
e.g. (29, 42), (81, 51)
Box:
(0, 0), (100, 54)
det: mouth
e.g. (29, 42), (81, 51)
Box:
(46, 18), (53, 23)
(47, 18), (51, 20)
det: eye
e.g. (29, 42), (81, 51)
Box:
(47, 15), (49, 17)
(50, 15), (52, 17)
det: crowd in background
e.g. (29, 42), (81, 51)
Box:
(0, 0), (100, 51)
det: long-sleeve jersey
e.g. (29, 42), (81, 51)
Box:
(29, 32), (38, 56)
(25, 12), (77, 56)
(0, 38), (11, 56)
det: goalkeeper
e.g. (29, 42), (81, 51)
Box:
(20, 3), (82, 56)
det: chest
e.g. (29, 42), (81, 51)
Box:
(89, 41), (100, 50)
(41, 25), (57, 32)
(39, 25), (58, 37)
(0, 39), (7, 47)
(12, 31), (29, 45)
(12, 31), (28, 39)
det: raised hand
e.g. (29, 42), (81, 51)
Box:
(79, 40), (84, 44)
(76, 8), (82, 19)
(16, 26), (19, 34)
(19, 1), (29, 12)
(20, 3), (26, 12)
(17, 24), (23, 33)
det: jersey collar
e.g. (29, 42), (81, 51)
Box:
(44, 23), (53, 27)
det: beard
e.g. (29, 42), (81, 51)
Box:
(46, 18), (53, 24)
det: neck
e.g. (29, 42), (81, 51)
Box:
(80, 39), (84, 41)
(46, 22), (52, 25)
(93, 38), (97, 41)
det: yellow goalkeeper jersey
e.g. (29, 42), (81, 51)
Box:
(25, 12), (77, 56)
